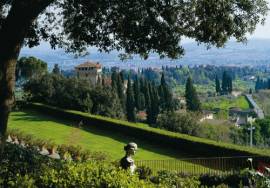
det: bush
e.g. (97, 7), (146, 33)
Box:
(136, 166), (153, 180)
(0, 143), (155, 187)
(151, 170), (200, 187)
(156, 111), (200, 136)
(199, 174), (244, 187)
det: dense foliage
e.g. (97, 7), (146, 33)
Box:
(156, 111), (200, 136)
(23, 73), (124, 119)
(16, 57), (47, 82)
(0, 143), (203, 187)
(0, 143), (153, 187)
(1, 143), (269, 187)
(102, 65), (268, 90)
(242, 118), (270, 147)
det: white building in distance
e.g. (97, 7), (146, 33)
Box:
(75, 61), (102, 85)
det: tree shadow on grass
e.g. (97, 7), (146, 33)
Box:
(81, 125), (192, 159)
(11, 110), (77, 125)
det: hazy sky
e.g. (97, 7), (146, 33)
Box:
(250, 0), (270, 39)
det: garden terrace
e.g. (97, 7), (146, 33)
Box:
(11, 103), (270, 158)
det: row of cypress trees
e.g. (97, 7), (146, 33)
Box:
(111, 72), (174, 124)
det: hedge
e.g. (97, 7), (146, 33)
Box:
(22, 103), (270, 157)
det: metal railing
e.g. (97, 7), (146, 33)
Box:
(137, 156), (270, 176)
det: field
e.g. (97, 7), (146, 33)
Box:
(174, 79), (253, 96)
(202, 96), (250, 111)
(8, 110), (189, 161)
(174, 84), (215, 96)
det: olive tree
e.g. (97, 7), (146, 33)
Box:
(0, 0), (268, 144)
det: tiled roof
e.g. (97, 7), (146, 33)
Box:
(75, 61), (102, 68)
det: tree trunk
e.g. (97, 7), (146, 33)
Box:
(0, 49), (18, 145)
(0, 0), (53, 151)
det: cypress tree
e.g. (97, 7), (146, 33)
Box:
(117, 73), (125, 107)
(215, 75), (221, 93)
(185, 77), (201, 112)
(159, 73), (173, 111)
(222, 71), (228, 93)
(148, 85), (159, 124)
(144, 81), (151, 108)
(161, 73), (166, 86)
(255, 77), (259, 91)
(52, 64), (61, 74)
(133, 76), (140, 111)
(111, 71), (118, 89)
(126, 76), (136, 122)
(138, 93), (145, 110)
(119, 71), (125, 83)
(228, 76), (233, 93)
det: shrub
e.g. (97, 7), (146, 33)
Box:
(0, 143), (156, 187)
(151, 170), (200, 187)
(156, 111), (200, 136)
(136, 166), (153, 180)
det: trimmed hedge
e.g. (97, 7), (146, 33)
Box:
(23, 103), (270, 157)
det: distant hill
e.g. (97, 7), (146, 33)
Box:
(20, 39), (270, 70)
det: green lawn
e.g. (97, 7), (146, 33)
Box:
(8, 110), (190, 161)
(202, 96), (250, 111)
(9, 109), (224, 174)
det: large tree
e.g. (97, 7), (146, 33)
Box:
(0, 0), (268, 143)
(16, 56), (47, 81)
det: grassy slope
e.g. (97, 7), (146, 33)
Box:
(9, 110), (188, 161)
(28, 103), (270, 157)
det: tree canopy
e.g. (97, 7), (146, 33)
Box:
(16, 56), (47, 81)
(0, 0), (268, 59)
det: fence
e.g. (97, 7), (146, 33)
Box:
(137, 156), (270, 176)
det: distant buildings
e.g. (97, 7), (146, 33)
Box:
(75, 61), (102, 85)
(228, 107), (254, 127)
(199, 110), (214, 122)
